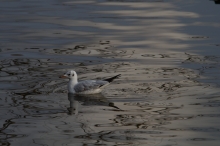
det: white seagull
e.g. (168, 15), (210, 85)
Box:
(60, 70), (121, 94)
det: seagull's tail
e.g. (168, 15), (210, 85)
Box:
(104, 74), (121, 83)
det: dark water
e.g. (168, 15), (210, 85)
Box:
(0, 0), (220, 145)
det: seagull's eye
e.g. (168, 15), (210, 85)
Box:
(67, 74), (70, 76)
(72, 74), (74, 76)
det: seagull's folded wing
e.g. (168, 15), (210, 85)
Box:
(74, 80), (108, 93)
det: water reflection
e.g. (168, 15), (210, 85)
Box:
(67, 93), (120, 115)
(0, 0), (199, 50)
(1, 51), (220, 145)
(0, 0), (220, 145)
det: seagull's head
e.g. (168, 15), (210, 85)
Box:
(60, 70), (77, 79)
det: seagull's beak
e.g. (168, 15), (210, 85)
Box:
(59, 75), (68, 79)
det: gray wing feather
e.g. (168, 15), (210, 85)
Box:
(74, 80), (108, 93)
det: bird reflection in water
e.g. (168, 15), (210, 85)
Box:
(67, 93), (120, 115)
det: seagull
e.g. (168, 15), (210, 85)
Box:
(60, 70), (121, 94)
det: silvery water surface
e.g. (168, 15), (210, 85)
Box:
(0, 0), (220, 145)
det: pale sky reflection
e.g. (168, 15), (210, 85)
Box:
(0, 0), (200, 51)
(60, 1), (199, 51)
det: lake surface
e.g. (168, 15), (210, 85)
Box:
(0, 0), (220, 145)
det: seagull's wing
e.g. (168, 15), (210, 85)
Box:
(74, 80), (109, 93)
